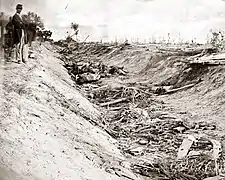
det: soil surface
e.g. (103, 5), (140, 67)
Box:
(1, 42), (225, 180)
(0, 44), (139, 180)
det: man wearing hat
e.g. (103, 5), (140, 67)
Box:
(12, 4), (27, 63)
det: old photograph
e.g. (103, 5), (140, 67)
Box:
(0, 0), (225, 180)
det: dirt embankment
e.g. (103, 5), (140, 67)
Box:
(1, 41), (225, 180)
(100, 44), (225, 127)
(58, 41), (225, 180)
(0, 43), (139, 180)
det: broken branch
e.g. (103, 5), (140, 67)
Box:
(99, 98), (127, 107)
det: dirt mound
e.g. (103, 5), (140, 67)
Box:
(0, 43), (139, 180)
(56, 40), (130, 63)
(101, 47), (194, 85)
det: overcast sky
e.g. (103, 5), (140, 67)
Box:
(2, 0), (225, 42)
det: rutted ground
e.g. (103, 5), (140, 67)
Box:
(0, 44), (139, 180)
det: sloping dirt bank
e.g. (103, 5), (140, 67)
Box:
(158, 64), (225, 128)
(57, 41), (225, 180)
(101, 44), (225, 128)
(0, 44), (139, 180)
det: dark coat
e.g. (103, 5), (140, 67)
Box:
(12, 13), (25, 44)
(5, 21), (14, 48)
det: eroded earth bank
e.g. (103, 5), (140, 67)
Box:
(1, 41), (225, 180)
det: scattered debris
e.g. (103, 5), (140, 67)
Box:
(63, 60), (127, 85)
(203, 175), (225, 180)
(54, 41), (225, 180)
(28, 53), (35, 59)
(177, 135), (196, 160)
(166, 83), (196, 94)
(152, 83), (197, 95)
(99, 98), (127, 107)
(210, 139), (222, 175)
(76, 73), (101, 85)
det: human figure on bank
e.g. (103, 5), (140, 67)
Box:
(12, 4), (28, 63)
(5, 16), (14, 60)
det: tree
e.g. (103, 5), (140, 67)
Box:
(71, 22), (79, 40)
(22, 12), (47, 46)
(208, 30), (225, 51)
(22, 11), (44, 29)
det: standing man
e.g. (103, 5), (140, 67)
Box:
(5, 17), (14, 60)
(12, 4), (27, 63)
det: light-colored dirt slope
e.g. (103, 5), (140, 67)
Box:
(0, 44), (138, 180)
(103, 45), (225, 130)
(159, 66), (225, 129)
(102, 47), (186, 85)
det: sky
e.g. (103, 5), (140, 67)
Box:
(2, 0), (225, 43)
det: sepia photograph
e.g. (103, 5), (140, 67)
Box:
(0, 0), (225, 180)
